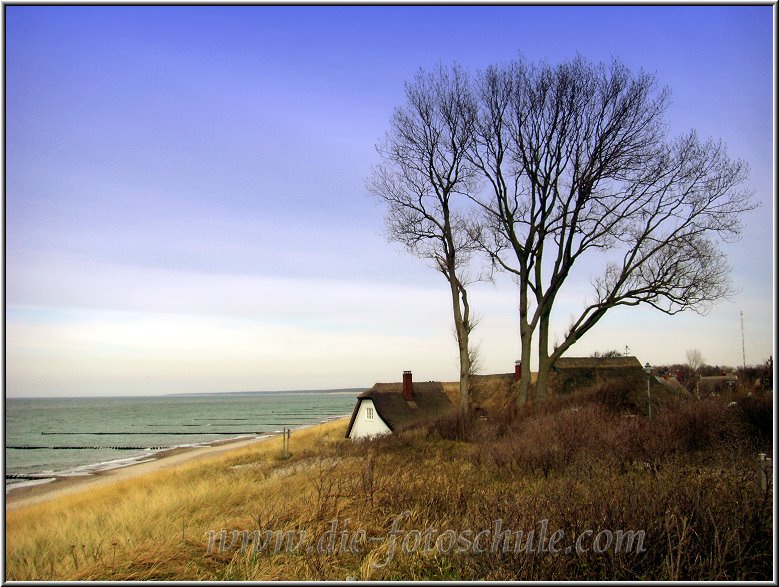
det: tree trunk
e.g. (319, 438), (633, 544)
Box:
(517, 334), (533, 406)
(516, 285), (533, 406)
(458, 340), (470, 417)
(449, 277), (470, 415)
(535, 356), (551, 401)
(535, 307), (552, 400)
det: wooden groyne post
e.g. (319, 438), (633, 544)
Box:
(282, 428), (291, 459)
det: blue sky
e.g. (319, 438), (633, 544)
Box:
(4, 6), (774, 397)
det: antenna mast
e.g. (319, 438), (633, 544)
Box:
(740, 311), (746, 369)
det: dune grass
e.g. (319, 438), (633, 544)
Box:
(5, 391), (773, 581)
(6, 421), (347, 580)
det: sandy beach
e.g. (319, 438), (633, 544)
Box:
(6, 421), (343, 512)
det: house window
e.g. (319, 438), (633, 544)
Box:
(366, 407), (374, 420)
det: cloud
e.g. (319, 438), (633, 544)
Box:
(5, 306), (459, 396)
(5, 253), (469, 396)
(7, 251), (443, 325)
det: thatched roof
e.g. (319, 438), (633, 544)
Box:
(699, 374), (738, 384)
(552, 356), (643, 370)
(438, 373), (541, 412)
(656, 375), (689, 394)
(346, 364), (693, 437)
(345, 381), (456, 437)
(468, 373), (521, 412)
(697, 374), (738, 394)
(346, 373), (530, 438)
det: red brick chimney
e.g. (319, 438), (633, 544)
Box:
(514, 361), (522, 382)
(402, 370), (413, 401)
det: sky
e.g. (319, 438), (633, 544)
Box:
(4, 5), (774, 397)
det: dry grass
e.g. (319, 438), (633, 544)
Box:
(5, 391), (774, 581)
(6, 421), (347, 580)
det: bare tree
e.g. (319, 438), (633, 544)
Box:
(369, 64), (480, 415)
(591, 350), (624, 358)
(686, 348), (705, 372)
(468, 56), (755, 402)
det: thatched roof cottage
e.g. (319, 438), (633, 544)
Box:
(696, 373), (738, 397)
(345, 371), (457, 439)
(346, 369), (528, 439)
(346, 358), (691, 439)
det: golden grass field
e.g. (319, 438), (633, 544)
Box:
(5, 391), (774, 581)
(6, 419), (359, 580)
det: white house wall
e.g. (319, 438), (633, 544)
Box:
(349, 399), (391, 439)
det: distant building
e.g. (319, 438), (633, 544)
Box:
(656, 373), (689, 394)
(548, 355), (691, 408)
(550, 356), (645, 396)
(696, 374), (738, 397)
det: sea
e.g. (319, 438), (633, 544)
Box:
(5, 390), (360, 493)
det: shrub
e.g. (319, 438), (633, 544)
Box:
(425, 410), (479, 442)
(734, 394), (773, 448)
(11, 396), (771, 581)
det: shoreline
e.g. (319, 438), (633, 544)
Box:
(6, 417), (349, 512)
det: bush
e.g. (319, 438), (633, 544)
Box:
(8, 399), (773, 581)
(369, 393), (772, 579)
(734, 394), (773, 447)
(425, 410), (479, 442)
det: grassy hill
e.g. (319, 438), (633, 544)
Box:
(6, 388), (772, 580)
